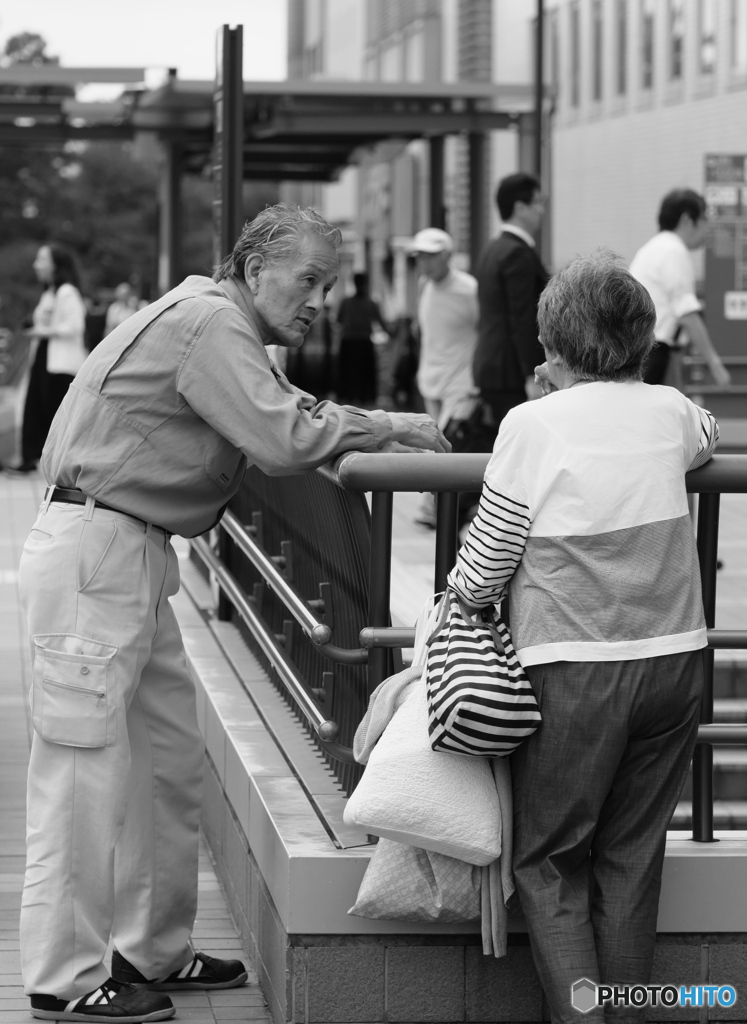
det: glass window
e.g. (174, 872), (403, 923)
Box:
(616, 0), (628, 94)
(592, 0), (603, 101)
(669, 0), (685, 80)
(641, 0), (655, 89)
(732, 0), (747, 72)
(698, 0), (717, 75)
(570, 0), (581, 107)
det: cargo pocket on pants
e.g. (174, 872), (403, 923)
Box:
(32, 633), (118, 747)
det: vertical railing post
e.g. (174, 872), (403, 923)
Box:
(692, 490), (720, 842)
(368, 491), (393, 691)
(434, 492), (459, 594)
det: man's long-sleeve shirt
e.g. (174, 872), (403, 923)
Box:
(42, 276), (394, 537)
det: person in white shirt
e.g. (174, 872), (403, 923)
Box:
(629, 189), (730, 388)
(413, 228), (479, 428)
(6, 243), (88, 475)
(412, 227), (479, 527)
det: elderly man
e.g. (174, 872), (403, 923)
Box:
(411, 227), (479, 528)
(413, 228), (479, 431)
(19, 204), (448, 1024)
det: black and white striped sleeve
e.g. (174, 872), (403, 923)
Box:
(447, 481), (531, 607)
(688, 406), (719, 470)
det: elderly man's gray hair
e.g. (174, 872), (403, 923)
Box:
(213, 203), (342, 283)
(538, 249), (656, 381)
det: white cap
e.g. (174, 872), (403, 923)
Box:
(411, 228), (454, 254)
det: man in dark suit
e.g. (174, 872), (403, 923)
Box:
(473, 172), (551, 433)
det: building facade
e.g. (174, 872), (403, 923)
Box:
(547, 0), (747, 276)
(284, 0), (538, 314)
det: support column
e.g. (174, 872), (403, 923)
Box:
(468, 132), (487, 273)
(157, 142), (181, 296)
(429, 135), (445, 230)
(213, 24), (244, 267)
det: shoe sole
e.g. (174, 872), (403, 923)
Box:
(30, 1006), (174, 1023)
(133, 970), (248, 991)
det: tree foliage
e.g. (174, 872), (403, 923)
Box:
(0, 31), (280, 333)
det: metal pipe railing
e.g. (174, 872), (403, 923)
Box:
(191, 535), (356, 763)
(331, 451), (747, 494)
(693, 491), (720, 841)
(219, 510), (367, 666)
(196, 452), (747, 842)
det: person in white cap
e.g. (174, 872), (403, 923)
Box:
(411, 227), (479, 527)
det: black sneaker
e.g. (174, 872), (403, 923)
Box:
(30, 978), (174, 1022)
(111, 948), (248, 991)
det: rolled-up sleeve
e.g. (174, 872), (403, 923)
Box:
(177, 306), (393, 474)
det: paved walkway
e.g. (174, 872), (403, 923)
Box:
(0, 470), (271, 1023)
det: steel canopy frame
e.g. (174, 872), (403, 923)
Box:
(2, 62), (539, 286)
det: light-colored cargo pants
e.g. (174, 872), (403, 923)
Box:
(18, 496), (204, 999)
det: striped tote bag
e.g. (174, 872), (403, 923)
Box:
(425, 588), (541, 757)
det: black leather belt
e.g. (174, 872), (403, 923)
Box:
(47, 486), (170, 535)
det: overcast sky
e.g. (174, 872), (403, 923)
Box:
(0, 0), (288, 82)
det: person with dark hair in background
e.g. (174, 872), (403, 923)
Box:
(335, 272), (389, 406)
(5, 243), (87, 475)
(630, 188), (731, 388)
(473, 172), (551, 437)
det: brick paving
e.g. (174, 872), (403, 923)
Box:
(0, 469), (271, 1024)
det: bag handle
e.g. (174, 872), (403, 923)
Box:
(425, 587), (505, 653)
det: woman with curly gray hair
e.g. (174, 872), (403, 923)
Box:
(448, 251), (717, 1024)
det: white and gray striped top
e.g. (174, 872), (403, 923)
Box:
(447, 380), (718, 666)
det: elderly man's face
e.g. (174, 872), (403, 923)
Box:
(416, 249), (451, 283)
(245, 233), (338, 347)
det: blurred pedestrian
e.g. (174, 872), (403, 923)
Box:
(411, 227), (479, 527)
(450, 251), (716, 1024)
(413, 228), (479, 429)
(629, 189), (731, 388)
(5, 243), (87, 475)
(473, 172), (550, 436)
(335, 272), (389, 406)
(19, 204), (448, 1024)
(103, 282), (141, 337)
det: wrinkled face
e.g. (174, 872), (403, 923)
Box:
(245, 233), (338, 347)
(33, 245), (54, 284)
(416, 249), (451, 282)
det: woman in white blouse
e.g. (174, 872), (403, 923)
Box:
(9, 243), (88, 474)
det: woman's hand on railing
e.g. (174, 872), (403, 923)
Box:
(388, 412), (452, 453)
(534, 362), (557, 397)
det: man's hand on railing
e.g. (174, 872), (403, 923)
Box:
(388, 412), (452, 453)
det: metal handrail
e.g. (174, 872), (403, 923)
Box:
(191, 535), (356, 763)
(360, 626), (747, 651)
(220, 510), (367, 665)
(331, 451), (747, 494)
(222, 509), (330, 643)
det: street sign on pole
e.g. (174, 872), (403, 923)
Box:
(704, 154), (747, 354)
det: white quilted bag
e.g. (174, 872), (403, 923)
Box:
(348, 838), (481, 923)
(343, 678), (502, 866)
